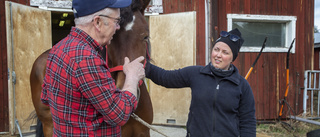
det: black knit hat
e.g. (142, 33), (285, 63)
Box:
(215, 28), (244, 61)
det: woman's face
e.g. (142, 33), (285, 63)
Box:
(211, 42), (233, 70)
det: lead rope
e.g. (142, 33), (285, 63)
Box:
(131, 113), (169, 137)
(109, 42), (168, 136)
(131, 87), (168, 137)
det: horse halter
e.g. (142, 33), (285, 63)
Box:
(108, 41), (150, 86)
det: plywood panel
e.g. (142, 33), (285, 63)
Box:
(149, 11), (196, 126)
(1, 0), (30, 133)
(6, 1), (51, 133)
(162, 0), (206, 65)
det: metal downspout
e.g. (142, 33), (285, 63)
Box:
(303, 71), (308, 116)
(9, 2), (23, 137)
(205, 0), (210, 64)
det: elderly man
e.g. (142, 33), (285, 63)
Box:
(41, 0), (144, 136)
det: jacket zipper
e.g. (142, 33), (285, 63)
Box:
(213, 83), (219, 136)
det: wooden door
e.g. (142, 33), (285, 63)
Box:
(6, 1), (51, 134)
(149, 11), (196, 126)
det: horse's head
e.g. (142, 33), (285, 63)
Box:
(107, 0), (151, 88)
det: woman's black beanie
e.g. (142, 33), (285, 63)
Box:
(215, 28), (244, 61)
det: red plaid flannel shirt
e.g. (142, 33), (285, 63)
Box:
(41, 27), (137, 137)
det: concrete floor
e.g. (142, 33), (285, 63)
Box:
(150, 125), (187, 137)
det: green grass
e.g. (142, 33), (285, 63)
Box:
(257, 121), (320, 137)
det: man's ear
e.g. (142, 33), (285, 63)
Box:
(92, 16), (102, 30)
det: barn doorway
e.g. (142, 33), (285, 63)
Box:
(51, 11), (75, 46)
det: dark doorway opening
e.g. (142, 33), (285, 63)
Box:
(51, 11), (75, 46)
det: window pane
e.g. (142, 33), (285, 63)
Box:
(232, 22), (286, 47)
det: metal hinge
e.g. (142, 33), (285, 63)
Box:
(12, 71), (16, 84)
(8, 68), (10, 80)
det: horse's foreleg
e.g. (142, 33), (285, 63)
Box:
(32, 88), (53, 137)
(38, 108), (53, 137)
(122, 82), (153, 137)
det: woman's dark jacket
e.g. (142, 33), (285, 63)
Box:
(146, 62), (256, 137)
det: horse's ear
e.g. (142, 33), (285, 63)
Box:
(140, 0), (151, 14)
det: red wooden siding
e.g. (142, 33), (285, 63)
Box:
(0, 0), (8, 132)
(162, 0), (314, 120)
(0, 0), (30, 132)
(315, 48), (320, 70)
(215, 0), (314, 120)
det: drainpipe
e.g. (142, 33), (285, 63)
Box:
(9, 2), (23, 137)
(205, 0), (211, 64)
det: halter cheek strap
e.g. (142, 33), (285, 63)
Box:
(109, 61), (146, 86)
(108, 42), (149, 86)
(109, 65), (123, 72)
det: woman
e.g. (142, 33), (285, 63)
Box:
(146, 28), (256, 137)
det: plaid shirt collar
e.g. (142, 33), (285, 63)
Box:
(70, 27), (104, 52)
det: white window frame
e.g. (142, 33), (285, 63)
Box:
(227, 14), (297, 53)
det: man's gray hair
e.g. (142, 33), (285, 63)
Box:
(74, 8), (113, 26)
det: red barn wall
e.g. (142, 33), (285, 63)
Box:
(215, 0), (314, 120)
(162, 0), (314, 120)
(314, 48), (320, 70)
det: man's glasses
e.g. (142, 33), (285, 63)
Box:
(220, 31), (240, 42)
(99, 15), (121, 25)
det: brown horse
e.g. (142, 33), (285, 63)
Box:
(30, 0), (153, 136)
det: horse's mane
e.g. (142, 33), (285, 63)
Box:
(120, 0), (143, 27)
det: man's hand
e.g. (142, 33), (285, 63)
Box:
(123, 56), (145, 81)
(122, 56), (145, 97)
